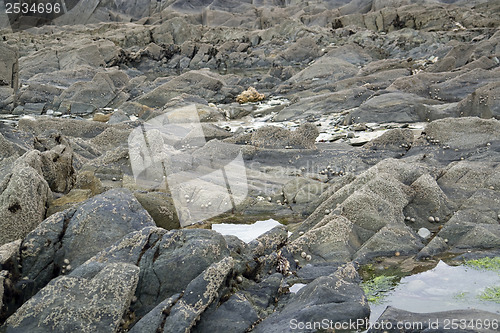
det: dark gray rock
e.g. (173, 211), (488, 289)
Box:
(274, 87), (373, 121)
(128, 294), (182, 333)
(346, 92), (442, 124)
(457, 82), (500, 119)
(403, 173), (455, 231)
(251, 124), (319, 149)
(162, 257), (234, 333)
(0, 133), (19, 160)
(417, 235), (449, 260)
(364, 128), (414, 151)
(107, 110), (130, 124)
(192, 292), (259, 333)
(248, 225), (288, 258)
(437, 161), (500, 203)
(81, 227), (230, 317)
(4, 263), (139, 333)
(136, 70), (233, 108)
(0, 157), (51, 245)
(353, 224), (424, 263)
(57, 71), (130, 114)
(286, 215), (361, 264)
(423, 117), (500, 150)
(0, 87), (15, 112)
(252, 263), (369, 333)
(436, 220), (500, 252)
(133, 191), (180, 230)
(193, 273), (283, 333)
(20, 188), (155, 292)
(18, 118), (109, 139)
(368, 306), (500, 333)
(429, 68), (500, 103)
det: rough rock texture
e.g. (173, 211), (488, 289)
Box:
(0, 157), (51, 245)
(252, 263), (369, 332)
(80, 227), (230, 317)
(4, 263), (139, 333)
(1, 0), (500, 331)
(20, 188), (155, 293)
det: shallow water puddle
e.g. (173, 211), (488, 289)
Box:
(212, 218), (283, 243)
(369, 260), (500, 322)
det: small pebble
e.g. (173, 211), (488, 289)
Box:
(395, 251), (400, 257)
(410, 217), (416, 223)
(434, 217), (440, 223)
(236, 276), (243, 283)
(405, 216), (411, 221)
(305, 255), (312, 261)
(300, 252), (307, 258)
(63, 258), (70, 265)
(324, 209), (330, 214)
(66, 265), (72, 271)
(298, 231), (304, 236)
(428, 216), (435, 223)
(418, 227), (431, 239)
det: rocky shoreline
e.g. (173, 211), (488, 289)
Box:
(1, 0), (500, 332)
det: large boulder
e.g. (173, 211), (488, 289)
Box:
(423, 117), (500, 150)
(136, 70), (233, 108)
(79, 227), (231, 317)
(457, 82), (500, 119)
(57, 71), (130, 114)
(286, 215), (362, 264)
(20, 188), (155, 293)
(346, 92), (441, 124)
(251, 124), (319, 149)
(0, 160), (51, 246)
(4, 263), (139, 333)
(252, 263), (369, 333)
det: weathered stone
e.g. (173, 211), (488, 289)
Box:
(4, 263), (139, 333)
(251, 124), (318, 149)
(252, 263), (369, 332)
(364, 128), (414, 151)
(0, 164), (51, 246)
(20, 188), (155, 292)
(403, 174), (455, 230)
(354, 224), (424, 263)
(162, 257), (234, 333)
(133, 191), (180, 230)
(287, 215), (361, 264)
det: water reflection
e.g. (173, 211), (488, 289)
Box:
(370, 260), (500, 322)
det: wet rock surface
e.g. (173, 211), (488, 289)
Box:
(0, 0), (500, 331)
